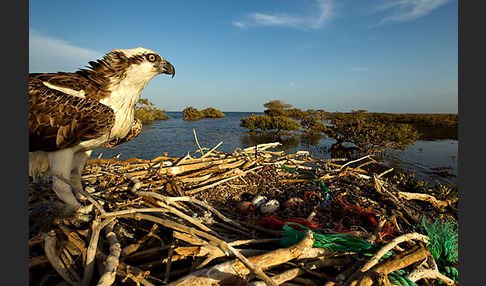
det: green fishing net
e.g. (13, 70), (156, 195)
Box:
(421, 217), (459, 282)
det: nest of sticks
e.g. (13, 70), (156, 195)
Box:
(29, 138), (458, 286)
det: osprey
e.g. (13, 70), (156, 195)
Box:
(29, 47), (175, 214)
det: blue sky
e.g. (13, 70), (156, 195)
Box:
(29, 0), (458, 113)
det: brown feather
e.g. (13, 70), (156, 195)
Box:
(29, 83), (115, 152)
(103, 118), (143, 148)
(29, 51), (145, 101)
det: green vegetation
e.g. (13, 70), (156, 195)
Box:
(263, 100), (293, 111)
(240, 100), (301, 134)
(325, 111), (457, 128)
(240, 114), (301, 133)
(134, 98), (170, 122)
(182, 106), (226, 121)
(201, 107), (226, 118)
(326, 115), (420, 154)
(240, 99), (457, 157)
(285, 108), (308, 120)
(300, 115), (328, 135)
(240, 100), (450, 155)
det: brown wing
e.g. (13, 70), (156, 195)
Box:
(103, 118), (143, 148)
(29, 77), (115, 152)
(29, 71), (109, 101)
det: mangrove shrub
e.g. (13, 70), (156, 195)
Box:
(134, 98), (170, 122)
(240, 114), (301, 133)
(328, 117), (420, 153)
(183, 106), (226, 121)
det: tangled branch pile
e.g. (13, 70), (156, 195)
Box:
(29, 136), (458, 285)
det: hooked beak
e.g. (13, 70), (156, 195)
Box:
(158, 60), (175, 78)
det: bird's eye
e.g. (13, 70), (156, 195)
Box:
(147, 54), (156, 62)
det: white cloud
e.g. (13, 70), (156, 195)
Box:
(289, 82), (295, 87)
(232, 21), (247, 29)
(351, 67), (369, 72)
(374, 0), (452, 26)
(29, 29), (103, 73)
(250, 13), (303, 27)
(232, 0), (334, 30)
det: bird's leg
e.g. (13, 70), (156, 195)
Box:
(71, 150), (92, 202)
(48, 149), (82, 213)
(70, 150), (95, 214)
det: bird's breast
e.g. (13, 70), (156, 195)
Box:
(110, 109), (135, 139)
(100, 91), (138, 140)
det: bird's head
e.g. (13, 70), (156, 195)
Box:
(85, 47), (175, 89)
(111, 47), (175, 79)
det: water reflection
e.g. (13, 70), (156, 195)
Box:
(415, 126), (457, 140)
(239, 133), (299, 151)
(300, 133), (325, 146)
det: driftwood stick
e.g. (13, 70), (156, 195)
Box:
(360, 232), (429, 272)
(166, 245), (267, 266)
(169, 156), (237, 168)
(352, 161), (375, 173)
(125, 246), (170, 262)
(357, 246), (430, 286)
(242, 142), (282, 153)
(229, 238), (281, 247)
(175, 152), (193, 166)
(185, 165), (263, 195)
(338, 155), (373, 171)
(173, 230), (208, 246)
(193, 128), (205, 155)
(121, 224), (160, 257)
(195, 250), (269, 270)
(119, 213), (229, 253)
(29, 255), (49, 268)
(160, 158), (238, 176)
(171, 231), (266, 267)
(250, 268), (305, 286)
(101, 208), (168, 218)
(226, 244), (278, 286)
(164, 243), (176, 283)
(374, 246), (429, 273)
(398, 192), (458, 209)
(59, 247), (81, 283)
(43, 230), (80, 286)
(96, 221), (121, 286)
(121, 213), (276, 285)
(102, 205), (220, 238)
(166, 230), (315, 286)
(95, 251), (155, 286)
(136, 191), (249, 232)
(82, 217), (115, 286)
(156, 201), (221, 237)
(200, 141), (223, 159)
(82, 218), (102, 286)
(58, 225), (87, 264)
(373, 176), (421, 224)
(179, 173), (212, 184)
(407, 268), (455, 286)
(377, 168), (394, 178)
(406, 254), (456, 286)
